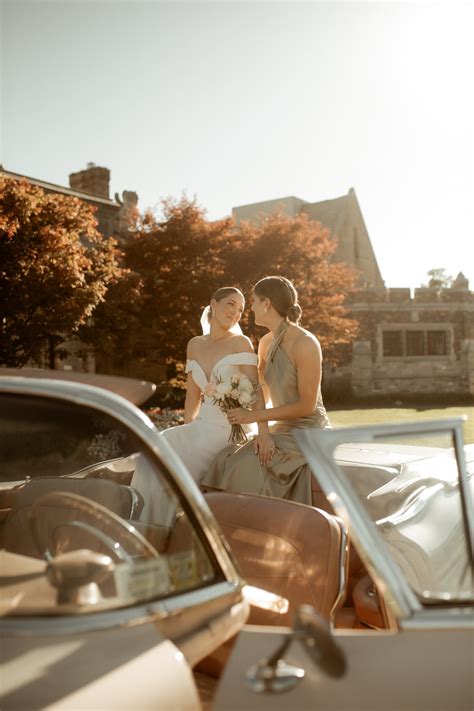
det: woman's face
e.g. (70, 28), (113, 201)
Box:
(251, 292), (268, 326)
(212, 292), (245, 331)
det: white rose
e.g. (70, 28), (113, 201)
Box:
(216, 382), (232, 396)
(238, 391), (253, 406)
(239, 376), (254, 394)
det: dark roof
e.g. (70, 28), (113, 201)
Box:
(0, 168), (120, 209)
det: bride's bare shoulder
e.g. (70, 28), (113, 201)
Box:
(186, 335), (206, 358)
(229, 334), (254, 353)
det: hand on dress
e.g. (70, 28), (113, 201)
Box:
(253, 432), (276, 467)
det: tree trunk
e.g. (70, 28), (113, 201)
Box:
(48, 336), (56, 370)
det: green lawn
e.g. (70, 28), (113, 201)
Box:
(328, 406), (474, 445)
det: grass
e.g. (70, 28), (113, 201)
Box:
(328, 406), (474, 445)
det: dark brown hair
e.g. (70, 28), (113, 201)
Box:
(253, 276), (302, 323)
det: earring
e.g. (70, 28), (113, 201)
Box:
(264, 307), (268, 314)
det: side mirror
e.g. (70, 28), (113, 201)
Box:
(245, 604), (346, 694)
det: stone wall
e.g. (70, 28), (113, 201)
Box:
(348, 285), (474, 396)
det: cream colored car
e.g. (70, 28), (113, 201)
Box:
(0, 376), (472, 710)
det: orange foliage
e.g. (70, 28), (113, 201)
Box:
(0, 177), (121, 366)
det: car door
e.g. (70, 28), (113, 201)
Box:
(0, 377), (248, 710)
(214, 418), (474, 711)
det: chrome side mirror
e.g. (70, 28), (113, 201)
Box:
(245, 604), (346, 694)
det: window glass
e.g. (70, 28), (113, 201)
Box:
(427, 330), (447, 355)
(383, 330), (403, 357)
(334, 430), (473, 604)
(0, 394), (219, 615)
(405, 330), (424, 356)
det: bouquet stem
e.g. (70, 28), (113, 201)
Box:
(229, 423), (248, 445)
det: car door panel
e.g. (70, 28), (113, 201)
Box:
(214, 625), (474, 711)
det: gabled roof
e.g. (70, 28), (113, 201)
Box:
(301, 193), (350, 234)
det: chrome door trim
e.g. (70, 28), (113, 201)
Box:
(0, 580), (242, 637)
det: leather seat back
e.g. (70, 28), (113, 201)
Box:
(205, 492), (346, 625)
(1, 477), (143, 558)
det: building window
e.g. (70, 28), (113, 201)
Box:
(406, 330), (424, 356)
(383, 331), (403, 357)
(382, 328), (450, 358)
(427, 330), (447, 356)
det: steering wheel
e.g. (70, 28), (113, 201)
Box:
(29, 491), (160, 563)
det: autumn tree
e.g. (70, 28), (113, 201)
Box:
(124, 196), (232, 363)
(0, 177), (121, 367)
(77, 268), (144, 370)
(122, 201), (358, 371)
(222, 212), (359, 365)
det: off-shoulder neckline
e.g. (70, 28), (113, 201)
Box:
(187, 351), (257, 382)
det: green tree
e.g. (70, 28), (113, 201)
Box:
(0, 177), (120, 367)
(425, 268), (453, 289)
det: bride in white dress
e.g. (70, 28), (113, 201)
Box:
(131, 287), (274, 523)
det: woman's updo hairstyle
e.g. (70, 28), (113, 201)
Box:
(208, 286), (245, 322)
(253, 276), (302, 324)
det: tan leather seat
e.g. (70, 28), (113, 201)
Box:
(311, 475), (334, 514)
(205, 492), (346, 626)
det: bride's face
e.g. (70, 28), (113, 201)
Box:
(251, 292), (268, 326)
(212, 293), (244, 331)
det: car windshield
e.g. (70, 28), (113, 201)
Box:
(0, 393), (220, 615)
(297, 423), (474, 606)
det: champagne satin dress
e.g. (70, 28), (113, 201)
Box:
(201, 321), (331, 504)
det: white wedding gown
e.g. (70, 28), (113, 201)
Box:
(161, 351), (258, 480)
(130, 351), (258, 525)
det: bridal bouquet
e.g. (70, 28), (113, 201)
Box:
(204, 373), (258, 444)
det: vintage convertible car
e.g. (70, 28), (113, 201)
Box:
(0, 375), (472, 710)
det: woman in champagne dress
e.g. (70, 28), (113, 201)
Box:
(201, 276), (331, 505)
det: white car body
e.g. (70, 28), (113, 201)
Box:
(0, 376), (472, 710)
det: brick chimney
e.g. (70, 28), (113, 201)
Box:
(69, 163), (110, 199)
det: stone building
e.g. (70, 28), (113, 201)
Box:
(0, 163), (137, 240)
(233, 188), (384, 289)
(348, 278), (474, 397)
(233, 193), (473, 398)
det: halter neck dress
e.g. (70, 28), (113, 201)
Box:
(201, 321), (331, 504)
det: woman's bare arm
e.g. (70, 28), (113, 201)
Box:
(229, 334), (322, 424)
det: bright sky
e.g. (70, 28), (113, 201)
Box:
(1, 0), (472, 289)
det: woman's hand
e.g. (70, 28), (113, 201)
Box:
(253, 432), (276, 466)
(227, 407), (257, 425)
